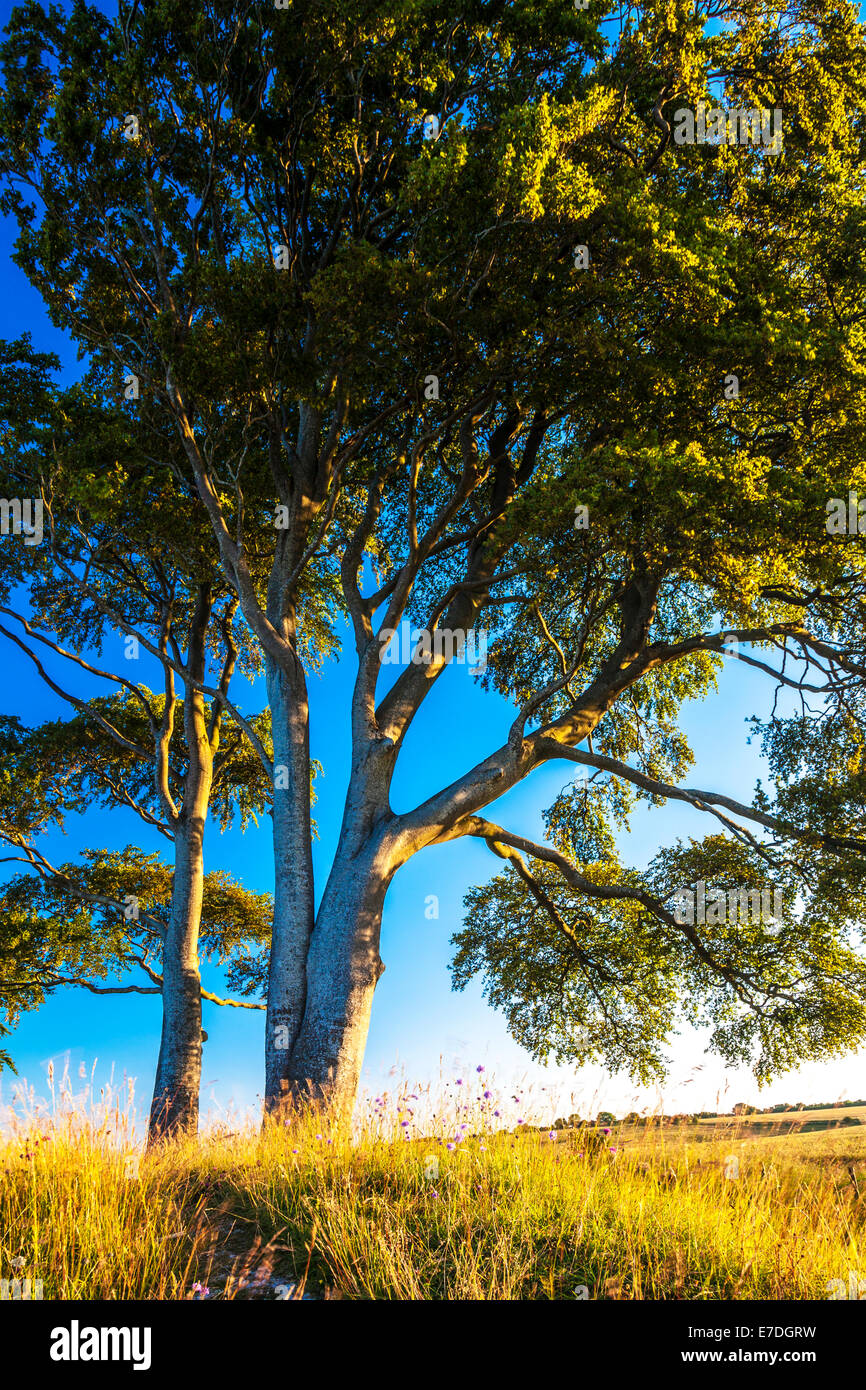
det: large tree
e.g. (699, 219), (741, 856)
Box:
(3, 0), (866, 1114)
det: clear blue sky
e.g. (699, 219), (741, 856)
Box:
(1, 0), (863, 1135)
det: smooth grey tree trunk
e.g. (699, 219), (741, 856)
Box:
(283, 832), (392, 1110)
(148, 589), (214, 1143)
(148, 817), (205, 1140)
(272, 726), (399, 1113)
(264, 656), (316, 1113)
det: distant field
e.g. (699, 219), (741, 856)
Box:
(520, 1112), (866, 1180)
(613, 1107), (866, 1151)
(523, 1106), (866, 1150)
(696, 1106), (866, 1137)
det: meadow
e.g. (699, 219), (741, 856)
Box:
(1, 1069), (864, 1302)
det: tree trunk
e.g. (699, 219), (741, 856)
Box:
(264, 657), (317, 1114)
(147, 587), (214, 1144)
(284, 824), (393, 1113)
(148, 817), (205, 1141)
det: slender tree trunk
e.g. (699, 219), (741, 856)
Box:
(148, 816), (206, 1141)
(148, 587), (214, 1144)
(264, 656), (316, 1115)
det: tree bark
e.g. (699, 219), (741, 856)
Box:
(264, 655), (316, 1114)
(148, 816), (205, 1141)
(284, 829), (393, 1111)
(147, 587), (214, 1143)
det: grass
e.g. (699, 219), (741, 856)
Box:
(1, 1071), (864, 1301)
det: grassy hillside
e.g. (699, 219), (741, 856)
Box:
(2, 1080), (864, 1300)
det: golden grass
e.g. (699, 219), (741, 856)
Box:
(1, 1075), (864, 1301)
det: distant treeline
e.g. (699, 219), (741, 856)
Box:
(541, 1100), (866, 1130)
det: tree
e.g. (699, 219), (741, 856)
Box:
(0, 344), (278, 1137)
(0, 840), (273, 1075)
(3, 0), (866, 1116)
(0, 704), (274, 1134)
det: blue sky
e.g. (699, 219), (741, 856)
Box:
(1, 1), (864, 1135)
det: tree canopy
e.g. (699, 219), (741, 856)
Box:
(1, 0), (866, 1101)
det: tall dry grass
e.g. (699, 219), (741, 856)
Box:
(1, 1065), (863, 1300)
